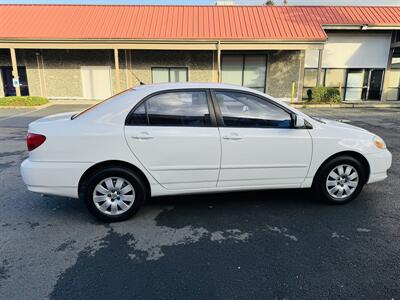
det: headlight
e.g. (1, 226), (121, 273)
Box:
(373, 136), (386, 150)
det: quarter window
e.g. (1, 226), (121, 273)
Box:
(215, 91), (292, 128)
(129, 91), (211, 127)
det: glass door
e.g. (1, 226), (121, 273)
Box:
(1, 66), (29, 96)
(367, 69), (384, 100)
(345, 69), (364, 101)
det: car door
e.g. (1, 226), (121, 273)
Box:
(212, 90), (312, 188)
(124, 89), (221, 190)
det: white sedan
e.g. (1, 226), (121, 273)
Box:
(21, 83), (392, 222)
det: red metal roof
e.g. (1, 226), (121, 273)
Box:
(0, 5), (399, 41)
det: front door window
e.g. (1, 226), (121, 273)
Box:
(214, 91), (292, 128)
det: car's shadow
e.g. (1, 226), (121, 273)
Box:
(30, 188), (320, 223)
(28, 185), (375, 228)
(150, 187), (319, 207)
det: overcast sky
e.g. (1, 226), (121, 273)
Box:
(0, 0), (399, 5)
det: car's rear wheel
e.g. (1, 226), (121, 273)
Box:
(313, 156), (367, 204)
(82, 167), (146, 222)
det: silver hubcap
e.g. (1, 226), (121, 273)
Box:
(93, 177), (135, 215)
(326, 164), (359, 200)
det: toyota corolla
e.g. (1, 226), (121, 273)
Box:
(21, 83), (392, 222)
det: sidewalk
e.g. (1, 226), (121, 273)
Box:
(291, 101), (400, 109)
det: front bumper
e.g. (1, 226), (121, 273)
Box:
(365, 149), (392, 184)
(20, 159), (93, 198)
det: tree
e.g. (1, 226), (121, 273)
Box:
(265, 0), (275, 5)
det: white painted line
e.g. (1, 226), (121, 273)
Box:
(0, 105), (53, 122)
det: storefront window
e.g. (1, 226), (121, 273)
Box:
(325, 69), (346, 87)
(324, 69), (346, 99)
(303, 69), (318, 87)
(387, 69), (400, 101)
(221, 56), (243, 86)
(391, 48), (400, 67)
(152, 67), (188, 83)
(222, 55), (267, 92)
(394, 31), (400, 43)
(302, 68), (325, 100)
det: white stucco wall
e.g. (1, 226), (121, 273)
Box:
(305, 33), (392, 69)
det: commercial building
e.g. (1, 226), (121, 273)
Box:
(0, 4), (399, 102)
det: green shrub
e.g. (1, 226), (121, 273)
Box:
(307, 87), (341, 103)
(0, 96), (49, 106)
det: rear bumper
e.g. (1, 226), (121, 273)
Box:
(20, 159), (93, 198)
(365, 150), (392, 184)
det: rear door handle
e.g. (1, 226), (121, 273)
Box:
(223, 133), (242, 140)
(131, 132), (154, 140)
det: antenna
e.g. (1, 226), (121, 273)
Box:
(128, 69), (146, 86)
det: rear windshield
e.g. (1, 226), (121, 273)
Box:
(71, 89), (133, 120)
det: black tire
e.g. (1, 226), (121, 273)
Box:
(81, 167), (147, 222)
(312, 155), (367, 204)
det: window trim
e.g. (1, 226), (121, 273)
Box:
(151, 67), (189, 83)
(125, 88), (217, 127)
(209, 89), (295, 129)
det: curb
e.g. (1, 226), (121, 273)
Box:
(0, 103), (53, 109)
(0, 101), (97, 108)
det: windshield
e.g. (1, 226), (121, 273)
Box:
(71, 89), (133, 120)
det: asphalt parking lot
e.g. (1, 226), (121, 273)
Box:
(0, 105), (399, 299)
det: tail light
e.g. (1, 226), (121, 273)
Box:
(26, 133), (46, 151)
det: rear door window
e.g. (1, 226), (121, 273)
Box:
(128, 91), (212, 127)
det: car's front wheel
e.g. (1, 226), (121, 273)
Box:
(82, 167), (146, 222)
(313, 156), (367, 204)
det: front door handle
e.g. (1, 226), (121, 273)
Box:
(131, 132), (154, 140)
(223, 133), (242, 140)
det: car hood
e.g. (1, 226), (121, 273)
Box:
(317, 118), (369, 133)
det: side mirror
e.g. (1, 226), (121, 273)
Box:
(294, 115), (305, 128)
(293, 115), (313, 129)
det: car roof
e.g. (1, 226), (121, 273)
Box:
(77, 82), (308, 123)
